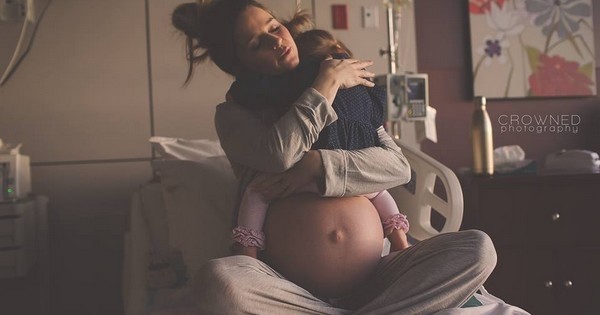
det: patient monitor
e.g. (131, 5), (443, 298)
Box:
(0, 140), (31, 201)
(375, 73), (436, 149)
(375, 73), (429, 122)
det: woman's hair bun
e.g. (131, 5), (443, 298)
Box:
(172, 2), (205, 44)
(171, 0), (270, 82)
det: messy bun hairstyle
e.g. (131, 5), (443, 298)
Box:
(172, 0), (269, 83)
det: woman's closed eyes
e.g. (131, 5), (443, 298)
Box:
(235, 6), (299, 75)
(250, 24), (282, 51)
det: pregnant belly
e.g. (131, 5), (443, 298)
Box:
(263, 193), (384, 298)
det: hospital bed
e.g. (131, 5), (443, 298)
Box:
(122, 138), (529, 315)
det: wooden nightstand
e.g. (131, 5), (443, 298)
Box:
(0, 196), (49, 315)
(460, 173), (600, 315)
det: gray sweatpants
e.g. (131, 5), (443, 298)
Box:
(193, 230), (497, 315)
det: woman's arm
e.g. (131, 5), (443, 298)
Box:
(254, 127), (411, 200)
(216, 59), (376, 173)
(215, 88), (336, 173)
(319, 126), (411, 197)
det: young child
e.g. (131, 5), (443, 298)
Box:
(229, 18), (410, 258)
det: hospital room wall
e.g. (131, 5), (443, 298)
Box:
(414, 0), (600, 171)
(0, 0), (298, 314)
(0, 0), (152, 313)
(311, 0), (418, 75)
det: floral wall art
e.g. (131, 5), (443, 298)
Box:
(469, 0), (596, 98)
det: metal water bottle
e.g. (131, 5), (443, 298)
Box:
(471, 96), (494, 175)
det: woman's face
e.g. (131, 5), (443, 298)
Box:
(234, 6), (300, 75)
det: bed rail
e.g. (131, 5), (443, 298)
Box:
(388, 139), (464, 241)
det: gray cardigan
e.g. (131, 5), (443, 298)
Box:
(214, 87), (411, 203)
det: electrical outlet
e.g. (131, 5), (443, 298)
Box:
(362, 6), (378, 28)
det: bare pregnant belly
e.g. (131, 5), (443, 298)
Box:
(263, 193), (384, 298)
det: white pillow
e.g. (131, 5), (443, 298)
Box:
(151, 157), (237, 278)
(150, 137), (225, 161)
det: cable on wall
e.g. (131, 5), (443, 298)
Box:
(144, 0), (156, 159)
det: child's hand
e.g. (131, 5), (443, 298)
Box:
(388, 229), (410, 252)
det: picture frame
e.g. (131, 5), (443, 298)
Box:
(468, 0), (597, 98)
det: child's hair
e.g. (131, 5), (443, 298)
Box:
(283, 11), (352, 60)
(283, 10), (314, 38)
(295, 29), (353, 60)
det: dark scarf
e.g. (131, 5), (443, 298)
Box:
(229, 57), (324, 118)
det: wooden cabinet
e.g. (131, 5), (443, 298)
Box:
(460, 173), (600, 315)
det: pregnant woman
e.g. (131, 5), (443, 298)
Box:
(172, 1), (497, 314)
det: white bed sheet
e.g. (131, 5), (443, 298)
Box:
(124, 183), (199, 315)
(123, 191), (149, 315)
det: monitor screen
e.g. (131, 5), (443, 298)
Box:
(407, 77), (426, 102)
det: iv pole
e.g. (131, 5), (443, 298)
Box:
(380, 2), (400, 138)
(378, 1), (430, 149)
(383, 3), (398, 75)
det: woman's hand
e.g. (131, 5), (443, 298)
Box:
(322, 58), (376, 89)
(252, 150), (324, 200)
(311, 58), (375, 104)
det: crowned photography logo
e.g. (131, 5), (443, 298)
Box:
(498, 114), (581, 134)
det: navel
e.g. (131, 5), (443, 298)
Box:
(329, 229), (345, 243)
